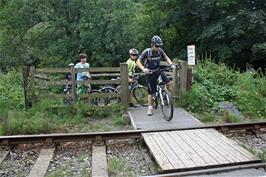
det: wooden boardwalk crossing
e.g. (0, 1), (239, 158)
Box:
(143, 129), (259, 171)
(129, 107), (261, 172)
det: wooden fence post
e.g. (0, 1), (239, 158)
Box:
(187, 67), (192, 90)
(71, 66), (77, 103)
(120, 63), (129, 110)
(23, 65), (30, 110)
(171, 59), (178, 98)
(179, 60), (188, 101)
(30, 66), (36, 106)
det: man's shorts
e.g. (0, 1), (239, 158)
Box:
(146, 71), (169, 95)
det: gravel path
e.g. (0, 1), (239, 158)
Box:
(0, 144), (41, 177)
(226, 131), (266, 151)
(46, 142), (91, 177)
(106, 138), (157, 177)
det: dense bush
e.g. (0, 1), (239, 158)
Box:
(186, 60), (266, 119)
(0, 69), (24, 116)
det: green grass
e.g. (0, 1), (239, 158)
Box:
(226, 112), (242, 123)
(46, 167), (75, 177)
(107, 158), (134, 177)
(46, 166), (90, 177)
(77, 154), (88, 162)
(0, 99), (127, 135)
(258, 149), (266, 162)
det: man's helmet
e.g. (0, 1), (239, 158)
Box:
(151, 35), (163, 46)
(129, 48), (139, 55)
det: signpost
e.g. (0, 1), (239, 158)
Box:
(187, 45), (196, 66)
(187, 45), (196, 89)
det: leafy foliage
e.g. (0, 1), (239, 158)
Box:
(133, 0), (266, 70)
(0, 0), (265, 70)
(185, 59), (266, 119)
(0, 69), (24, 115)
(0, 0), (137, 68)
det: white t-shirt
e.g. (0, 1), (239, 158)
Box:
(74, 62), (90, 81)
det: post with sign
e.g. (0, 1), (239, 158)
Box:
(187, 45), (196, 90)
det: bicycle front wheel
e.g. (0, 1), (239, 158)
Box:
(132, 86), (148, 106)
(160, 90), (173, 121)
(99, 87), (116, 106)
(63, 90), (73, 105)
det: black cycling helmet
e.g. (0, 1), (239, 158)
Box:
(151, 35), (163, 46)
(129, 48), (139, 55)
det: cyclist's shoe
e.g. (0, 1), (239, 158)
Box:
(129, 103), (136, 107)
(147, 107), (153, 116)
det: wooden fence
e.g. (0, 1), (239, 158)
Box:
(23, 61), (191, 110)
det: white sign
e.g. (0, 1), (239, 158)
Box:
(187, 45), (196, 65)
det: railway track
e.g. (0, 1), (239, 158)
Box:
(1, 121), (266, 145)
(1, 121), (266, 177)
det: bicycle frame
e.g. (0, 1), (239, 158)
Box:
(130, 73), (146, 90)
(157, 75), (169, 106)
(63, 76), (91, 95)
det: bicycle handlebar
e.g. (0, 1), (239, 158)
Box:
(148, 65), (173, 74)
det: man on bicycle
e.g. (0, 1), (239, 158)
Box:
(136, 35), (175, 116)
(127, 48), (138, 107)
(75, 53), (91, 94)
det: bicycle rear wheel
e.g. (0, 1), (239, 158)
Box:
(132, 86), (148, 106)
(87, 90), (101, 105)
(160, 90), (173, 121)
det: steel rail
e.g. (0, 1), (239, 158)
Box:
(1, 121), (266, 145)
(141, 162), (266, 177)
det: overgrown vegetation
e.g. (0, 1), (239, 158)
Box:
(184, 59), (266, 122)
(0, 97), (127, 135)
(108, 158), (134, 177)
(0, 69), (24, 118)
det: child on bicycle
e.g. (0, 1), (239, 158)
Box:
(127, 48), (139, 107)
(136, 35), (176, 116)
(75, 53), (91, 94)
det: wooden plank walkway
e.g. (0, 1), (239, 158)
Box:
(142, 129), (260, 171)
(129, 107), (261, 172)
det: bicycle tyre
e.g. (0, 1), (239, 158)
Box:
(63, 90), (73, 105)
(87, 89), (100, 105)
(153, 96), (158, 109)
(132, 86), (148, 106)
(160, 90), (173, 121)
(115, 85), (121, 103)
(99, 87), (116, 105)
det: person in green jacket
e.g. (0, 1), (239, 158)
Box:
(126, 48), (139, 107)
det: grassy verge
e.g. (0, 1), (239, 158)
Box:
(0, 99), (130, 135)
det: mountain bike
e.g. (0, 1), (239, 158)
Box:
(130, 73), (148, 106)
(150, 66), (174, 121)
(63, 74), (99, 105)
(99, 74), (148, 106)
